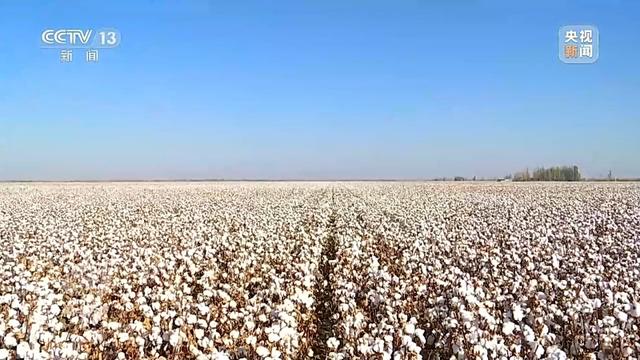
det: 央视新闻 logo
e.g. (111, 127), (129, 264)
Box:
(559, 25), (598, 64)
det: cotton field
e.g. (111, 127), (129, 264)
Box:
(1, 182), (639, 360)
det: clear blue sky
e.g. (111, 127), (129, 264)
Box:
(1, 0), (638, 180)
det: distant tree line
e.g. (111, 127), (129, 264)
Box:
(512, 166), (582, 181)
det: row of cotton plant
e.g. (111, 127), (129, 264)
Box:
(0, 183), (332, 359)
(321, 183), (640, 359)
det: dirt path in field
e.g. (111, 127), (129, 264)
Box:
(310, 206), (338, 359)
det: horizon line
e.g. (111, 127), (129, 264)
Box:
(1, 178), (639, 183)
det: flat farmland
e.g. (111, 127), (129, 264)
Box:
(1, 182), (639, 360)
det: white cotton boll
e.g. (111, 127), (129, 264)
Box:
(540, 324), (549, 337)
(169, 331), (180, 347)
(214, 352), (231, 360)
(71, 333), (85, 344)
(194, 328), (204, 339)
(117, 332), (129, 342)
(16, 342), (30, 359)
(445, 318), (459, 329)
(512, 305), (524, 322)
(398, 313), (408, 323)
(461, 310), (474, 323)
(130, 321), (145, 333)
(592, 298), (602, 309)
(256, 346), (270, 357)
(404, 322), (415, 335)
(0, 349), (9, 360)
(105, 321), (121, 331)
(339, 303), (349, 312)
(268, 333), (280, 343)
(197, 303), (209, 315)
(152, 326), (161, 336)
(85, 293), (95, 303)
(533, 343), (544, 358)
(135, 336), (145, 347)
(327, 337), (340, 350)
(523, 325), (535, 342)
(3, 334), (17, 348)
(357, 342), (372, 355)
(279, 327), (295, 341)
(187, 314), (198, 325)
(465, 328), (479, 344)
(90, 310), (102, 326)
(502, 321), (517, 335)
(50, 304), (61, 316)
(484, 338), (498, 352)
(603, 316), (616, 327)
(7, 320), (20, 329)
(140, 305), (153, 318)
(401, 335), (411, 346)
(246, 335), (257, 346)
(200, 336), (212, 349)
(174, 318), (184, 327)
(547, 346), (567, 360)
(615, 310), (628, 322)
(271, 348), (282, 358)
